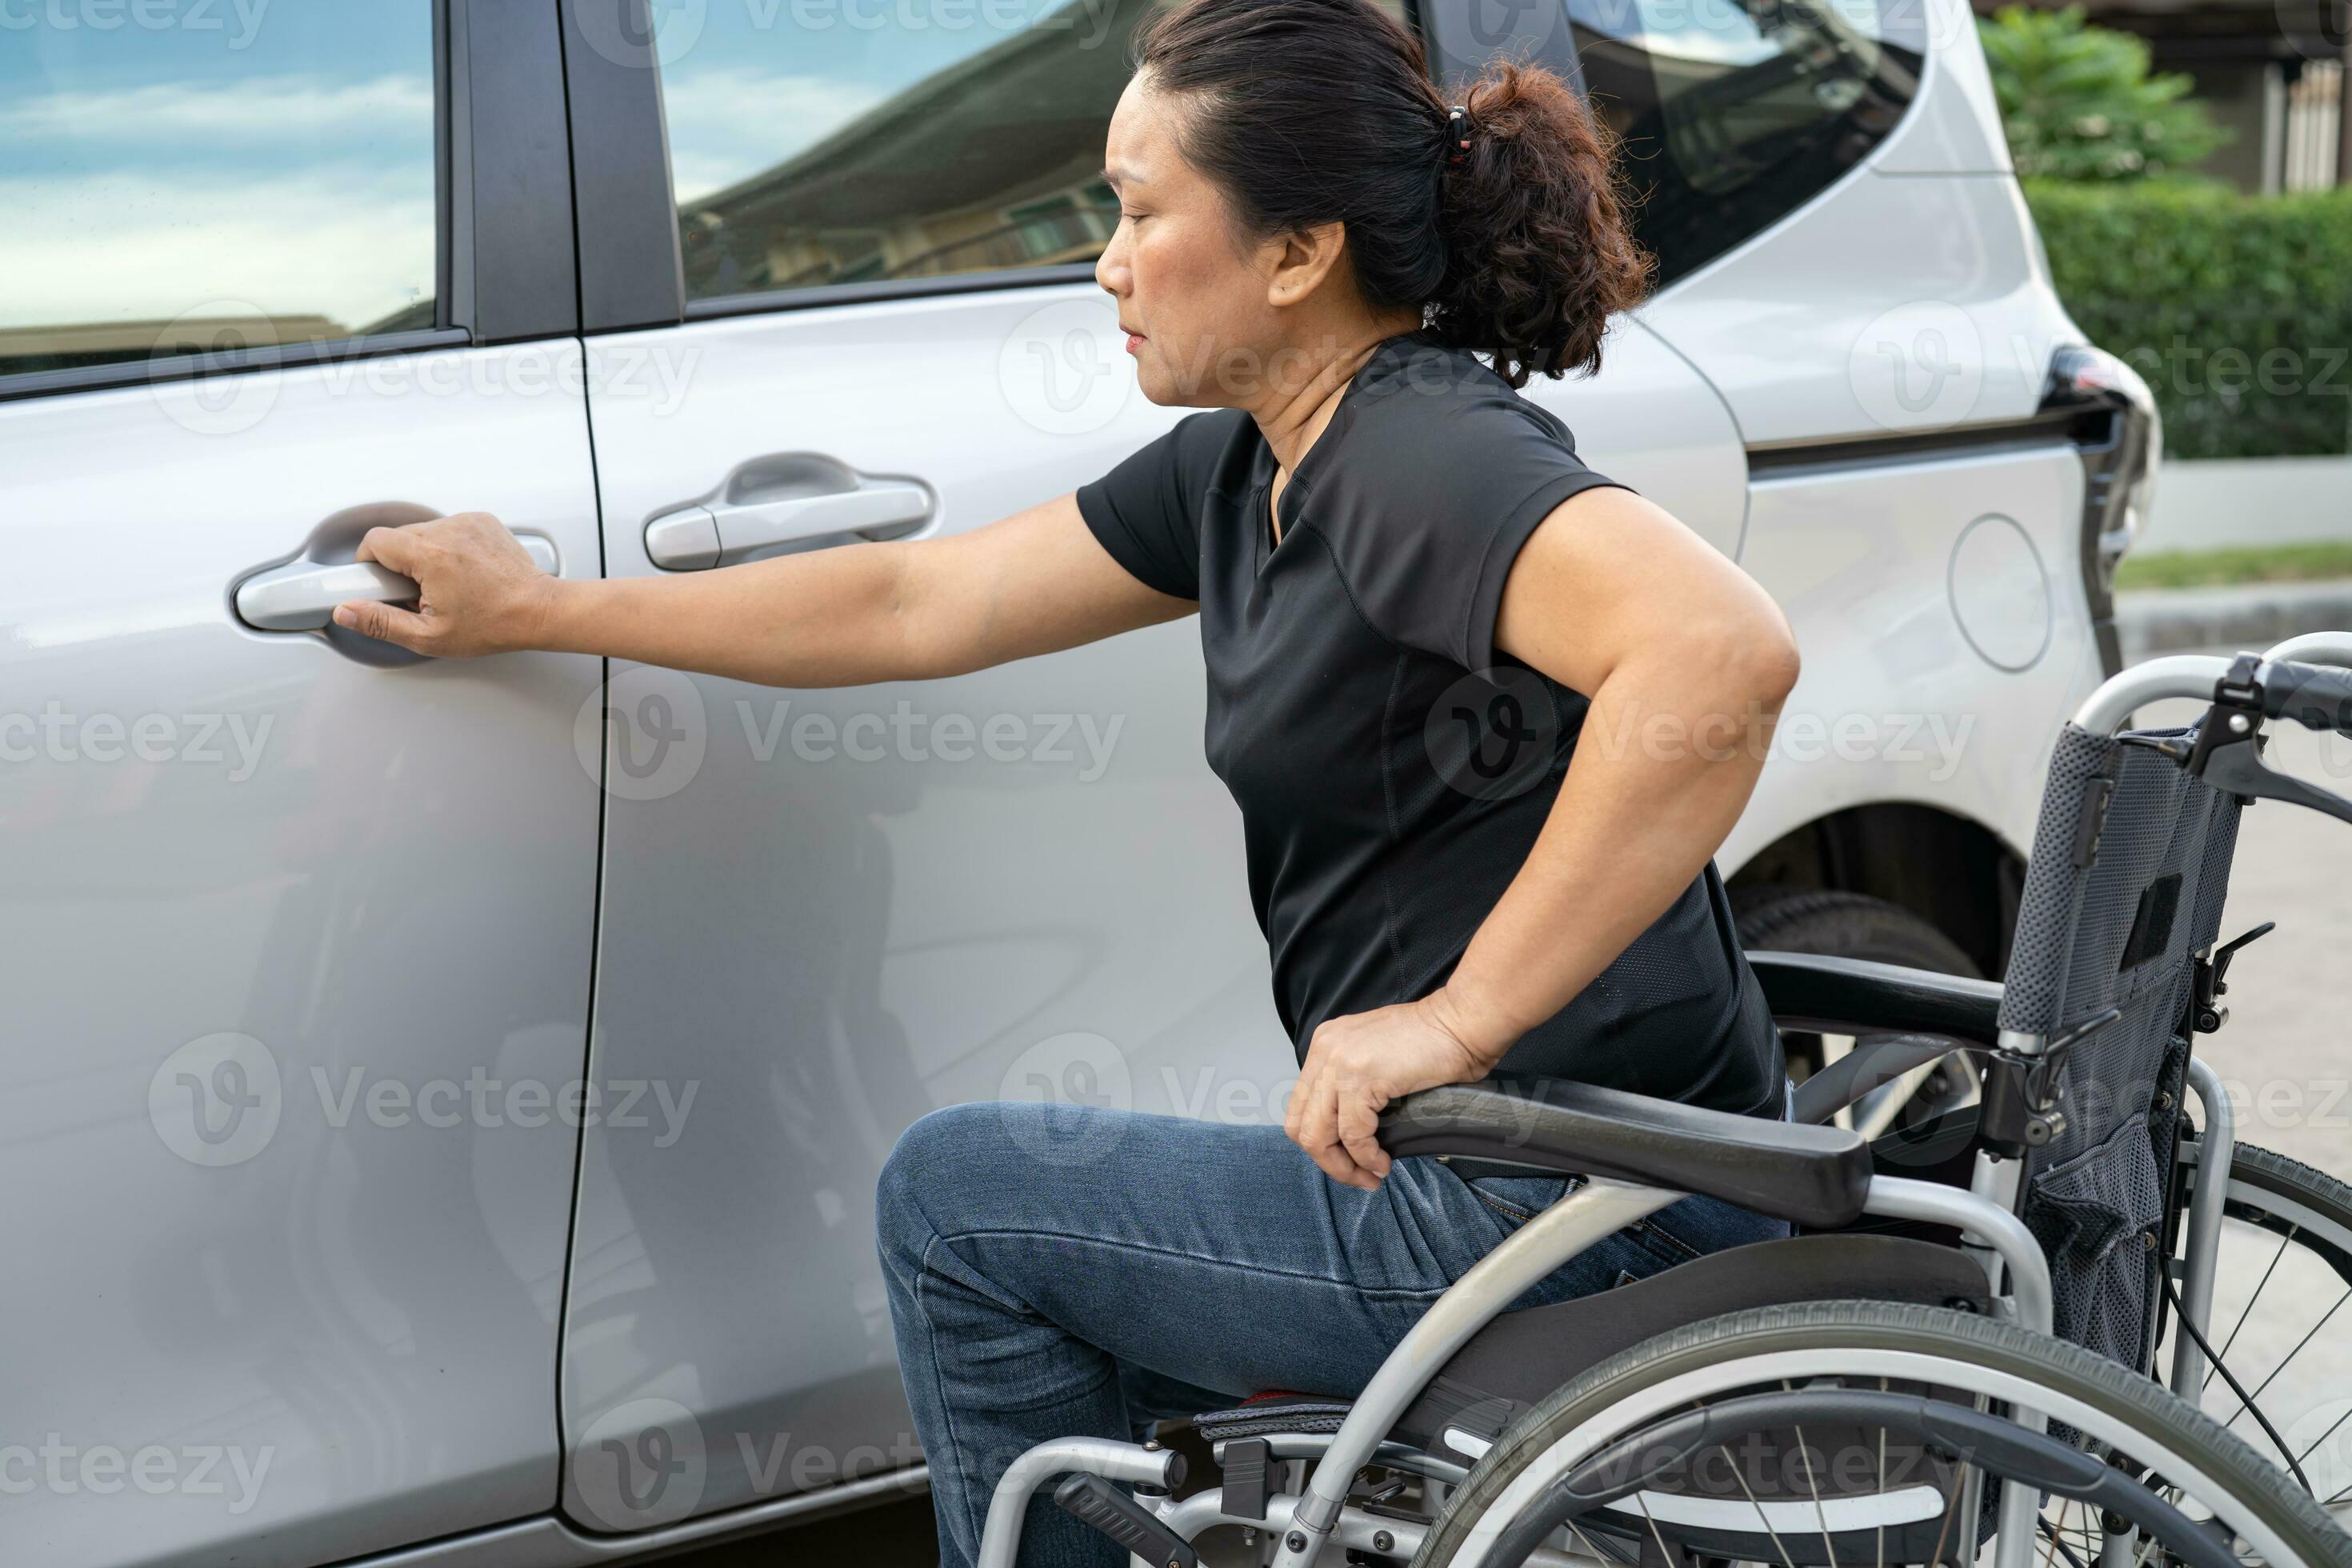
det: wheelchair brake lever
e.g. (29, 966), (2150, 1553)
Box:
(2196, 735), (2352, 827)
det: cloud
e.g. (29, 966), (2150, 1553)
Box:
(0, 72), (433, 150)
(0, 169), (434, 333)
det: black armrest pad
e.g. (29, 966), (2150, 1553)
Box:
(1749, 951), (2003, 1045)
(1376, 1078), (1872, 1230)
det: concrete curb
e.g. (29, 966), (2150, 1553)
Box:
(2116, 579), (2352, 662)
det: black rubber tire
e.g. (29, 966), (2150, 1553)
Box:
(1733, 886), (1979, 978)
(1410, 1300), (2352, 1568)
(1734, 887), (1981, 1092)
(2186, 1139), (2352, 1286)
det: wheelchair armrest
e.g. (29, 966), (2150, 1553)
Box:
(1376, 1077), (1872, 1230)
(1748, 950), (2003, 1046)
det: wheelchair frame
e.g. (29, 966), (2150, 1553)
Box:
(974, 635), (2352, 1568)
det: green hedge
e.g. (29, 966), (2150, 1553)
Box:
(2024, 179), (2352, 460)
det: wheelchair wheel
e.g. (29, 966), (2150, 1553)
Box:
(1410, 1301), (2352, 1568)
(2162, 1140), (2352, 1530)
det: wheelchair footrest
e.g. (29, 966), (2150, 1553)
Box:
(1052, 1473), (1198, 1568)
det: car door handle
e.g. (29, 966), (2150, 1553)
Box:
(644, 484), (932, 570)
(236, 534), (559, 631)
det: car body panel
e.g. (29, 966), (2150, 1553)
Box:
(0, 347), (604, 1567)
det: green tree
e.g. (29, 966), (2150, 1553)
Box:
(1979, 5), (2227, 180)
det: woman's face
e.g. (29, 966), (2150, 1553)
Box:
(1095, 74), (1289, 410)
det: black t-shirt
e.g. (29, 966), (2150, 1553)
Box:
(1076, 330), (1783, 1118)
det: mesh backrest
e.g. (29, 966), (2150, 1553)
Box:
(1998, 720), (2244, 1371)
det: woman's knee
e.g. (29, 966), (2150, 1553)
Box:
(875, 1102), (992, 1258)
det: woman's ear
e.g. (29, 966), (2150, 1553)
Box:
(1265, 220), (1348, 308)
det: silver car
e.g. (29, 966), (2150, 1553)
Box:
(0, 0), (2152, 1562)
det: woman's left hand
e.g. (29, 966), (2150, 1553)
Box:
(1284, 993), (1502, 1190)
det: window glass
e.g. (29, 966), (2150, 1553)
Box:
(1565, 0), (1921, 287)
(660, 0), (1411, 304)
(0, 7), (438, 380)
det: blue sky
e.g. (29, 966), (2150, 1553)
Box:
(2, 5), (437, 333)
(0, 0), (1115, 331)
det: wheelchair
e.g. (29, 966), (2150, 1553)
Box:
(974, 637), (2352, 1568)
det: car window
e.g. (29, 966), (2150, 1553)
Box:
(659, 0), (1411, 306)
(0, 7), (438, 381)
(1565, 0), (1922, 288)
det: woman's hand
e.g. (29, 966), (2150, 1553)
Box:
(331, 513), (562, 658)
(1283, 991), (1504, 1190)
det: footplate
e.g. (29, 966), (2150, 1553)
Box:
(1052, 1473), (1199, 1568)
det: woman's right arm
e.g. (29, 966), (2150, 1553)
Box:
(330, 494), (1194, 686)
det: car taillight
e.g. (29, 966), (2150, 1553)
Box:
(2043, 343), (2161, 677)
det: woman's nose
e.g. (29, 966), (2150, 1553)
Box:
(1095, 233), (1130, 297)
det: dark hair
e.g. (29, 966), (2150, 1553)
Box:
(1130, 0), (1653, 388)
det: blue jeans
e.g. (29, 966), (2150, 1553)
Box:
(874, 1097), (1791, 1568)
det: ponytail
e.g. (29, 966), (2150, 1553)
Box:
(1428, 60), (1654, 386)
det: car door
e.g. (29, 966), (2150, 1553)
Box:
(0, 7), (602, 1566)
(551, 0), (1746, 1534)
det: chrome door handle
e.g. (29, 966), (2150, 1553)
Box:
(645, 484), (932, 570)
(236, 534), (559, 631)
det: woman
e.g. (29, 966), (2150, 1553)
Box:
(332, 0), (1801, 1560)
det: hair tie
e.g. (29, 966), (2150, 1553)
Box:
(1446, 104), (1470, 165)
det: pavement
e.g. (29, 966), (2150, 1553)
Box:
(2118, 578), (2352, 664)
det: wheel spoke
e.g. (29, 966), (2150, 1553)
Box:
(1785, 1382), (1841, 1568)
(2291, 1402), (2352, 1472)
(1721, 1441), (1803, 1568)
(2212, 1286), (2351, 1431)
(2203, 1226), (2298, 1394)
